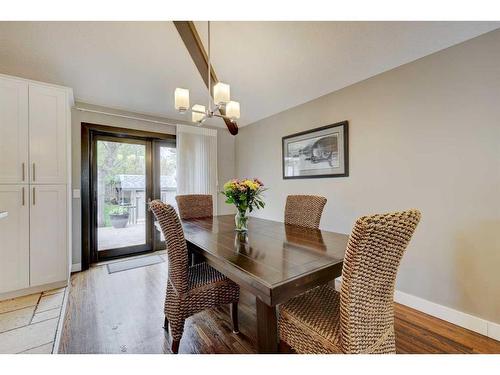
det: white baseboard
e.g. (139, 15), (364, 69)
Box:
(71, 263), (81, 273)
(487, 321), (500, 341)
(334, 276), (499, 342)
(394, 290), (489, 335)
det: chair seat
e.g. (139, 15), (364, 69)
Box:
(279, 285), (342, 354)
(188, 262), (232, 292)
(182, 262), (240, 318)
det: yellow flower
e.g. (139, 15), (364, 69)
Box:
(224, 178), (262, 193)
(243, 179), (258, 191)
(223, 181), (236, 191)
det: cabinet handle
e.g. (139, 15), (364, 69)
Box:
(22, 163), (25, 181)
(32, 163), (36, 181)
(22, 187), (25, 206)
(32, 187), (35, 206)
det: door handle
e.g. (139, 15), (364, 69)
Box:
(32, 187), (35, 206)
(22, 187), (25, 206)
(22, 163), (25, 181)
(32, 163), (36, 181)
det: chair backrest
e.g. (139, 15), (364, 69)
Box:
(339, 209), (421, 354)
(284, 195), (327, 229)
(149, 200), (189, 295)
(175, 194), (213, 219)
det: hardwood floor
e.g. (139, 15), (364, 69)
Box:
(59, 254), (500, 354)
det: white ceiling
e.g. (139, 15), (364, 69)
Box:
(0, 21), (498, 127)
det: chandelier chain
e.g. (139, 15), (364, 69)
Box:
(207, 21), (211, 113)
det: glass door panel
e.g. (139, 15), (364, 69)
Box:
(95, 137), (151, 259)
(154, 140), (176, 246)
(159, 144), (177, 207)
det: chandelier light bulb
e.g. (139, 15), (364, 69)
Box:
(213, 82), (230, 105)
(192, 104), (206, 123)
(174, 88), (190, 113)
(225, 101), (240, 120)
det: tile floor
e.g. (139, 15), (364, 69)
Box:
(0, 287), (66, 354)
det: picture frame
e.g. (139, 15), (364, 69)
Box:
(282, 121), (349, 179)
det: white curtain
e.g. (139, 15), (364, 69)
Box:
(176, 124), (218, 214)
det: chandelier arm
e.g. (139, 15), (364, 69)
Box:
(191, 109), (206, 114)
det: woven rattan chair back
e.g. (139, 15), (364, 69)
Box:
(284, 195), (327, 229)
(340, 209), (421, 353)
(176, 194), (213, 219)
(149, 200), (189, 295)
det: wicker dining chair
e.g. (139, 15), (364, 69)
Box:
(176, 194), (213, 219)
(149, 200), (240, 354)
(284, 195), (327, 229)
(278, 209), (421, 354)
(175, 194), (213, 265)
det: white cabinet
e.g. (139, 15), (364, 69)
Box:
(30, 185), (68, 286)
(0, 78), (68, 185)
(0, 74), (73, 299)
(0, 77), (29, 184)
(29, 84), (68, 184)
(0, 185), (30, 293)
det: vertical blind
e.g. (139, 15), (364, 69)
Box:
(176, 124), (218, 214)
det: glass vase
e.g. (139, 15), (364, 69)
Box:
(235, 209), (249, 232)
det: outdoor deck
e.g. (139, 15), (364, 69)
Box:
(98, 222), (146, 250)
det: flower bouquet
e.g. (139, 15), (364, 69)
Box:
(221, 178), (266, 232)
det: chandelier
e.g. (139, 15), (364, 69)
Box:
(174, 21), (240, 125)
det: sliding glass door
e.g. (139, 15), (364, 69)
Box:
(87, 128), (176, 263)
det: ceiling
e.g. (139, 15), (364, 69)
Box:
(0, 21), (498, 127)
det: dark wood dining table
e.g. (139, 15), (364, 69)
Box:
(180, 214), (349, 353)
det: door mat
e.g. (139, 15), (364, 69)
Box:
(107, 255), (164, 274)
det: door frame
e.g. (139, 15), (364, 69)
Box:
(81, 123), (175, 270)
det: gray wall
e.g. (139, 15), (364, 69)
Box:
(71, 103), (235, 265)
(236, 30), (500, 323)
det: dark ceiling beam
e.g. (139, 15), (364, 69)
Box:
(174, 21), (238, 136)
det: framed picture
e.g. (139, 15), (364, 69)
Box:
(282, 121), (349, 179)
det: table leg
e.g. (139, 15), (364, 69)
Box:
(256, 297), (278, 353)
(187, 244), (204, 266)
(187, 248), (195, 266)
(192, 252), (205, 265)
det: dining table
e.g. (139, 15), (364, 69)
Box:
(179, 214), (349, 353)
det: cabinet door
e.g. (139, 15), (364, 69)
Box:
(0, 77), (29, 184)
(30, 184), (67, 286)
(29, 84), (67, 184)
(0, 185), (30, 293)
